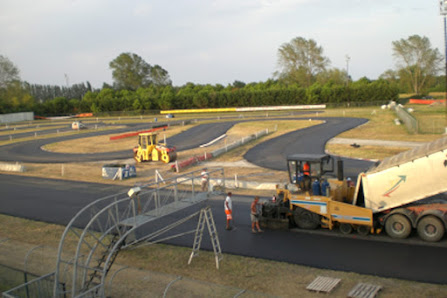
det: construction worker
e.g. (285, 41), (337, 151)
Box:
(347, 177), (355, 187)
(224, 192), (233, 230)
(303, 162), (310, 176)
(302, 162), (311, 191)
(251, 196), (263, 233)
(201, 168), (209, 191)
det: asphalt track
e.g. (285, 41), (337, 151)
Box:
(0, 122), (109, 142)
(243, 117), (374, 178)
(2, 116), (446, 284)
(0, 117), (375, 178)
(1, 174), (447, 284)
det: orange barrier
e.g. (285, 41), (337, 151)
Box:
(171, 152), (213, 172)
(76, 113), (94, 118)
(409, 99), (446, 105)
(109, 126), (168, 141)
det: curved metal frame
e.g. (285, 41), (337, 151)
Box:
(53, 168), (225, 298)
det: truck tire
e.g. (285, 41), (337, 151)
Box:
(293, 207), (320, 230)
(357, 225), (369, 236)
(385, 214), (411, 239)
(339, 223), (352, 234)
(417, 216), (445, 242)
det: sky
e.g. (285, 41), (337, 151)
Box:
(0, 0), (444, 88)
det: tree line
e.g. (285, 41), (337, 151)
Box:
(31, 78), (398, 116)
(0, 34), (442, 116)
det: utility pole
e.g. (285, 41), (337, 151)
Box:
(64, 73), (70, 87)
(346, 55), (351, 107)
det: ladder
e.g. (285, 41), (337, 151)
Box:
(188, 206), (223, 269)
(81, 232), (124, 293)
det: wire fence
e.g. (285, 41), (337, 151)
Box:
(417, 118), (445, 134)
(0, 238), (273, 298)
(393, 103), (446, 134)
(393, 104), (418, 134)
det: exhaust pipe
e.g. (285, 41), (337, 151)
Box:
(337, 158), (344, 181)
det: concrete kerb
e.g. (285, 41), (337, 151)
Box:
(0, 162), (25, 172)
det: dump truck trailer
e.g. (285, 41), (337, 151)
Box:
(262, 136), (447, 242)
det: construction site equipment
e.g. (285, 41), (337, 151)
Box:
(133, 132), (177, 163)
(71, 121), (86, 130)
(0, 169), (226, 298)
(188, 206), (223, 269)
(262, 136), (447, 242)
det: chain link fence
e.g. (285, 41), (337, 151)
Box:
(0, 238), (272, 298)
(416, 118), (445, 134)
(393, 104), (418, 134)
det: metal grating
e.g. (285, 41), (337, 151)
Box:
(306, 276), (341, 293)
(348, 283), (382, 298)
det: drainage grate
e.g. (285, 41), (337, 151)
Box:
(306, 276), (341, 293)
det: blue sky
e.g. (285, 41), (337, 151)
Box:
(0, 0), (443, 88)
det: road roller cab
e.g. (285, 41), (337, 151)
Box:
(133, 132), (177, 163)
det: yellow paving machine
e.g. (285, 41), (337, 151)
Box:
(262, 136), (447, 242)
(262, 154), (372, 235)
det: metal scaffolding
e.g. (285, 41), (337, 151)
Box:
(3, 168), (225, 298)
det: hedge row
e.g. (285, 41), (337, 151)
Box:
(33, 80), (399, 116)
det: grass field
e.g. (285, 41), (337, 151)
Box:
(1, 106), (447, 297)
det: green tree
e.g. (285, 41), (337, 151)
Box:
(276, 37), (330, 87)
(150, 65), (171, 86)
(0, 55), (20, 89)
(232, 80), (246, 89)
(109, 53), (171, 90)
(158, 86), (175, 110)
(392, 35), (443, 94)
(316, 68), (348, 86)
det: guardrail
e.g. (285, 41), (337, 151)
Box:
(172, 127), (275, 172)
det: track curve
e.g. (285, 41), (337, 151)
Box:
(244, 117), (374, 177)
(0, 116), (374, 177)
(0, 121), (239, 163)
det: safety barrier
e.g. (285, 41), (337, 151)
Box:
(211, 128), (271, 157)
(409, 99), (446, 105)
(172, 152), (213, 172)
(171, 127), (274, 172)
(109, 125), (168, 140)
(0, 162), (25, 172)
(160, 104), (325, 114)
(0, 112), (34, 124)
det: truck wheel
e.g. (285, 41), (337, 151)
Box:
(417, 216), (445, 242)
(293, 208), (320, 230)
(339, 223), (352, 235)
(357, 225), (369, 236)
(385, 214), (411, 239)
